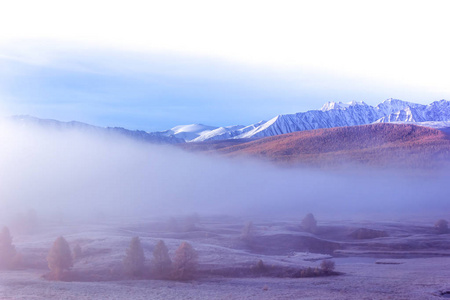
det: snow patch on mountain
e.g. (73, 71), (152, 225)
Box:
(321, 100), (368, 111)
(191, 125), (246, 142)
(160, 124), (218, 141)
(387, 120), (450, 129)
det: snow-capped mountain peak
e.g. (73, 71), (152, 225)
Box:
(159, 124), (218, 141)
(171, 124), (216, 134)
(320, 101), (367, 112)
(169, 98), (450, 142)
(10, 99), (450, 144)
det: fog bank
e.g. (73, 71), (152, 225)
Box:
(0, 120), (449, 223)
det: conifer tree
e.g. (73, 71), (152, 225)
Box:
(172, 242), (198, 280)
(301, 213), (317, 233)
(47, 236), (73, 280)
(123, 236), (145, 276)
(152, 240), (172, 278)
(0, 226), (17, 269)
(241, 221), (255, 241)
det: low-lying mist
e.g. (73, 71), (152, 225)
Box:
(0, 119), (449, 225)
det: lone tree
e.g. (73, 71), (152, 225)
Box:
(152, 240), (172, 278)
(301, 213), (317, 233)
(0, 226), (17, 269)
(254, 259), (266, 273)
(47, 236), (73, 280)
(123, 237), (145, 277)
(241, 221), (255, 241)
(172, 242), (198, 280)
(435, 219), (449, 234)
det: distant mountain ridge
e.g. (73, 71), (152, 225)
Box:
(7, 98), (450, 145)
(161, 99), (450, 142)
(9, 115), (184, 144)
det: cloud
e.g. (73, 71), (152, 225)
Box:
(1, 44), (447, 132)
(0, 120), (449, 225)
(1, 1), (449, 94)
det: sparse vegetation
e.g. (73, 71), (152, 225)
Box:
(0, 227), (17, 269)
(152, 240), (172, 278)
(300, 267), (319, 277)
(123, 237), (145, 277)
(350, 228), (388, 239)
(254, 259), (266, 273)
(172, 242), (198, 280)
(47, 236), (73, 280)
(301, 213), (317, 233)
(435, 219), (448, 234)
(320, 260), (335, 273)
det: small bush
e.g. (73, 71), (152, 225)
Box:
(320, 260), (335, 273)
(300, 267), (316, 277)
(255, 259), (265, 272)
(435, 219), (448, 234)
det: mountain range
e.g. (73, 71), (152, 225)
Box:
(5, 98), (450, 168)
(159, 98), (450, 142)
(6, 98), (450, 147)
(8, 115), (185, 144)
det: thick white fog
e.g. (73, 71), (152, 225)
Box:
(0, 119), (449, 223)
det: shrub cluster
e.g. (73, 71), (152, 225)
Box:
(435, 219), (448, 234)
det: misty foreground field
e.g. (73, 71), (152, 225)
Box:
(0, 120), (449, 299)
(0, 214), (449, 300)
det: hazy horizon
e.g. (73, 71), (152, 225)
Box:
(1, 1), (450, 131)
(1, 119), (449, 225)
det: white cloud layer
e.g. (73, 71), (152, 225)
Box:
(1, 0), (450, 94)
(0, 119), (449, 223)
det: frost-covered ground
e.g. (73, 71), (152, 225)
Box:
(1, 216), (449, 299)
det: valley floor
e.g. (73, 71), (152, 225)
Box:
(1, 216), (449, 300)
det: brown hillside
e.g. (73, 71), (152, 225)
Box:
(177, 138), (253, 152)
(180, 124), (450, 168)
